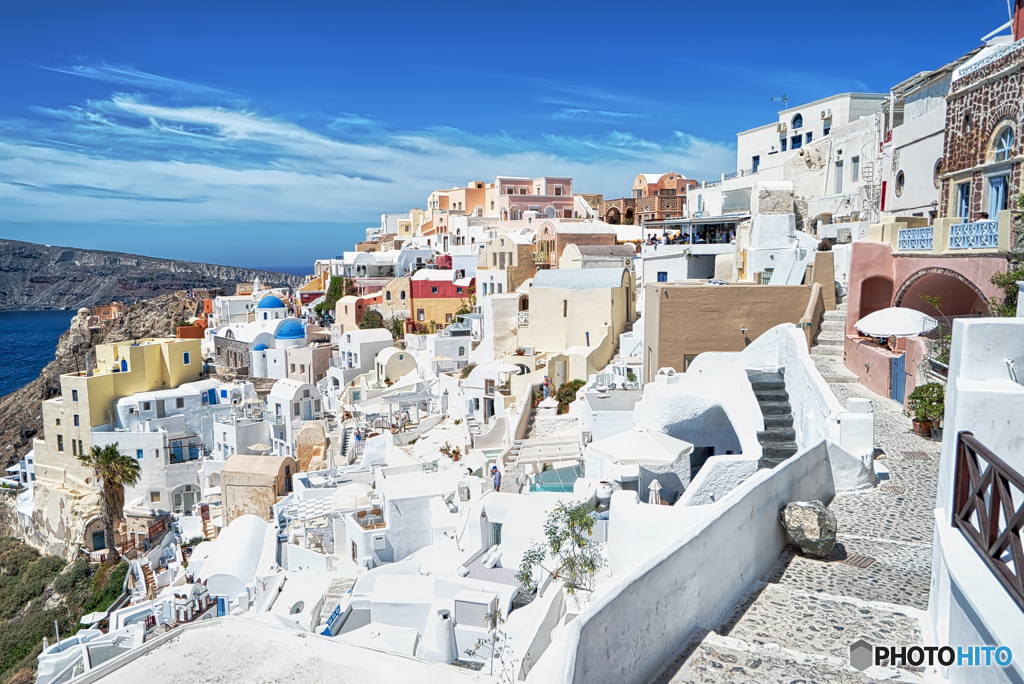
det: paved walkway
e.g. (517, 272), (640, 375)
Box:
(655, 359), (942, 682)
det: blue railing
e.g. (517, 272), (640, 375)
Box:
(949, 220), (999, 250)
(897, 226), (933, 251)
(723, 172), (738, 181)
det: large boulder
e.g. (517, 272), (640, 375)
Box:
(779, 500), (836, 558)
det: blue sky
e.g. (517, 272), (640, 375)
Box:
(0, 1), (1011, 270)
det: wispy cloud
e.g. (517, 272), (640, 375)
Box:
(0, 66), (735, 226)
(40, 62), (229, 96)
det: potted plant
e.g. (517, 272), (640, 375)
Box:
(907, 382), (944, 439)
(515, 346), (525, 356)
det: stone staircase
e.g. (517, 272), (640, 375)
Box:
(746, 370), (798, 469)
(810, 300), (859, 384)
(141, 561), (156, 595)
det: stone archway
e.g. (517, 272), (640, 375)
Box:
(894, 267), (991, 316)
(605, 207), (621, 225)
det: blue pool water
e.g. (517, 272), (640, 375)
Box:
(0, 310), (74, 397)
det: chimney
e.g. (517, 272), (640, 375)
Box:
(1016, 0), (1024, 41)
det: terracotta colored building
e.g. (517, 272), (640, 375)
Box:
(601, 173), (698, 225)
(534, 220), (618, 269)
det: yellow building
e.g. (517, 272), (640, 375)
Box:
(31, 337), (202, 557)
(479, 231), (538, 292)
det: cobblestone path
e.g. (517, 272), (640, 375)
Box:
(654, 362), (942, 682)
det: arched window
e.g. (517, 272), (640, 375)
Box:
(994, 126), (1015, 162)
(386, 291), (391, 300)
(791, 113), (803, 130)
(400, 290), (406, 300)
(545, 207), (556, 218)
(510, 206), (520, 220)
(458, 346), (465, 357)
(895, 171), (905, 197)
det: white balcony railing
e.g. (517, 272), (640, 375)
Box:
(949, 220), (999, 250)
(518, 311), (529, 327)
(897, 226), (933, 251)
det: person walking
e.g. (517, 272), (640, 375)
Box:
(491, 466), (501, 491)
(542, 376), (551, 399)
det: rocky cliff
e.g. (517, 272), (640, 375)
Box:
(0, 238), (305, 311)
(0, 293), (199, 470)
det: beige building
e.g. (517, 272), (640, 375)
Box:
(221, 454), (297, 525)
(379, 277), (411, 319)
(642, 282), (824, 382)
(31, 337), (203, 557)
(479, 230), (537, 291)
(519, 268), (632, 382)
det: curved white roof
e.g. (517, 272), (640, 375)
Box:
(531, 267), (627, 290)
(196, 515), (268, 599)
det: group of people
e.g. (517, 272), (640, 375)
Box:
(645, 226), (736, 247)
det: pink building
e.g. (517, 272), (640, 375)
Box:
(494, 176), (575, 221)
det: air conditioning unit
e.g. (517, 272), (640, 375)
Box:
(777, 123), (787, 133)
(820, 109), (832, 119)
(454, 590), (498, 662)
(523, 346), (535, 356)
(836, 227), (852, 243)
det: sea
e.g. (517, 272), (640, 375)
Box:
(0, 310), (76, 397)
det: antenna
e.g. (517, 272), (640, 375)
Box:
(771, 93), (789, 109)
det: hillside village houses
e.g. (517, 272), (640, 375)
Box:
(15, 10), (1024, 682)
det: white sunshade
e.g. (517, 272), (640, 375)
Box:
(332, 482), (374, 510)
(483, 361), (521, 374)
(854, 307), (938, 338)
(80, 611), (108, 625)
(589, 426), (693, 466)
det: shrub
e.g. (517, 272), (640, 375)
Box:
(555, 379), (585, 413)
(358, 310), (385, 329)
(460, 363), (477, 379)
(907, 382), (944, 424)
(990, 267), (1024, 317)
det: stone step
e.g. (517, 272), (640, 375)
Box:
(753, 389), (789, 403)
(823, 311), (847, 322)
(817, 331), (844, 346)
(820, 321), (845, 332)
(761, 442), (798, 460)
(746, 370), (785, 391)
(757, 427), (796, 443)
(758, 401), (792, 415)
(763, 414), (794, 428)
(810, 345), (844, 357)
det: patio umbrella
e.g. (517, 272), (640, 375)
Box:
(483, 361), (521, 374)
(854, 307), (938, 338)
(248, 442), (273, 454)
(81, 611), (107, 626)
(431, 356), (453, 362)
(332, 482), (374, 510)
(588, 426), (693, 466)
(648, 479), (663, 506)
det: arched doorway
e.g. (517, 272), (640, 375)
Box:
(510, 206), (520, 221)
(894, 268), (990, 316)
(605, 207), (621, 225)
(859, 276), (894, 320)
(624, 208), (635, 224)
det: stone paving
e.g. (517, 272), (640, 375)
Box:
(655, 325), (942, 683)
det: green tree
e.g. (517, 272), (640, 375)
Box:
(517, 500), (605, 595)
(990, 266), (1024, 317)
(76, 443), (141, 565)
(555, 379), (585, 413)
(358, 310), (385, 329)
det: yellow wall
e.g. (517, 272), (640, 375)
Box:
(412, 298), (468, 327)
(519, 275), (629, 355)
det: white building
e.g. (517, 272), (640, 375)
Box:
(266, 379), (326, 459)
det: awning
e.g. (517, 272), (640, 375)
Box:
(588, 426), (693, 466)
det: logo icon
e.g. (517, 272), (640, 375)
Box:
(850, 639), (873, 671)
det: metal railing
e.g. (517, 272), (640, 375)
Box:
(956, 37), (1024, 80)
(518, 311), (529, 327)
(897, 226), (934, 251)
(949, 220), (999, 250)
(723, 171), (738, 181)
(952, 431), (1024, 610)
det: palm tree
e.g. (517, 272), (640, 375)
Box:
(77, 443), (141, 565)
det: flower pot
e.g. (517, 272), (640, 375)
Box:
(516, 351), (525, 356)
(912, 419), (933, 437)
(930, 427), (943, 442)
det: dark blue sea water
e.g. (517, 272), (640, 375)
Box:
(0, 310), (74, 397)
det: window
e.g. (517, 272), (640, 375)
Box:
(401, 290), (406, 300)
(780, 138), (787, 152)
(284, 465), (292, 492)
(805, 132), (813, 144)
(835, 161), (844, 194)
(386, 291), (391, 300)
(791, 113), (803, 129)
(989, 175), (1009, 216)
(136, 449), (143, 459)
(657, 271), (668, 283)
(791, 135), (802, 150)
(895, 171), (905, 197)
(290, 364), (296, 373)
(314, 400), (321, 412)
(300, 364), (306, 373)
(994, 126), (1015, 162)
(150, 492), (161, 503)
(456, 287), (462, 294)
(431, 286), (438, 294)
(72, 390), (78, 402)
(176, 397), (185, 409)
(752, 155), (760, 173)
(143, 401), (151, 411)
(293, 403), (301, 416)
(563, 300), (568, 317)
(458, 346), (465, 356)
(55, 418), (60, 426)
(57, 435), (64, 452)
(352, 390), (361, 401)
(823, 124), (831, 136)
(417, 309), (425, 321)
(554, 186), (563, 196)
(78, 440), (83, 455)
(74, 414), (80, 427)
(72, 439), (77, 456)
(446, 313), (453, 322)
(183, 351), (191, 365)
(956, 182), (971, 217)
(474, 398), (480, 411)
(303, 389), (310, 398)
(933, 159), (943, 189)
(220, 389), (228, 399)
(851, 156), (860, 182)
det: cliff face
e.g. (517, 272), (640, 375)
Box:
(0, 238), (305, 310)
(0, 293), (199, 470)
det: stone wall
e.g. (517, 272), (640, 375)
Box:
(214, 337), (251, 375)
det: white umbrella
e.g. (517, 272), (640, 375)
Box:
(248, 442), (273, 454)
(648, 479), (663, 506)
(854, 307), (938, 338)
(332, 482), (374, 510)
(80, 611), (107, 626)
(588, 426), (693, 466)
(484, 361), (521, 374)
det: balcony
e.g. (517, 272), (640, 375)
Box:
(897, 226), (933, 251)
(952, 431), (1024, 609)
(948, 220), (999, 250)
(533, 251), (551, 264)
(518, 311), (529, 327)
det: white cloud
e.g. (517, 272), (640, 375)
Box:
(0, 88), (736, 224)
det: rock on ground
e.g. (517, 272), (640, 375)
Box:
(780, 500), (837, 559)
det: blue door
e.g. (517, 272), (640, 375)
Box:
(890, 354), (906, 403)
